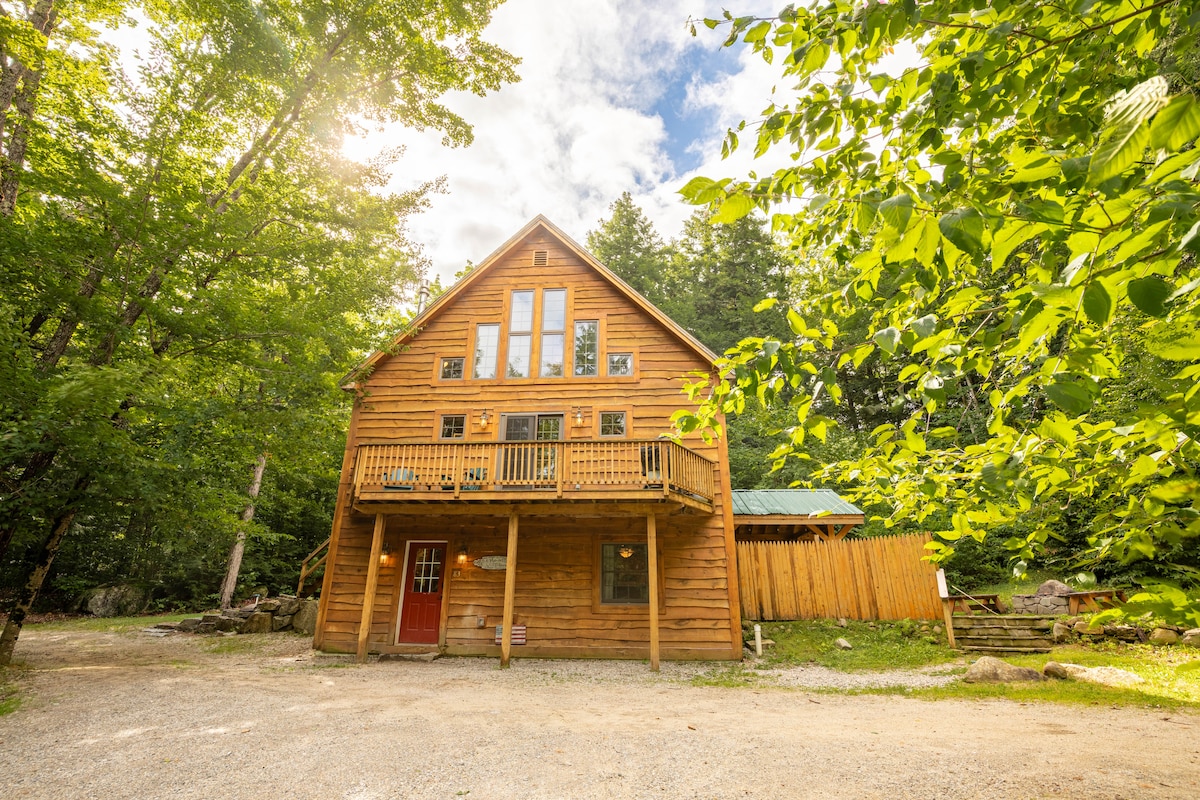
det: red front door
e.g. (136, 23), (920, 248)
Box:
(398, 543), (445, 644)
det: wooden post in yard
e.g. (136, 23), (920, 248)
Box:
(500, 511), (519, 668)
(356, 514), (386, 663)
(936, 568), (957, 649)
(647, 513), (660, 671)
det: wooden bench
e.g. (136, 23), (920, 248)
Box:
(1067, 590), (1126, 615)
(947, 594), (1003, 614)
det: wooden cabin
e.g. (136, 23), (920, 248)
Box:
(313, 216), (742, 666)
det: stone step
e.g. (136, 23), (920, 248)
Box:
(954, 626), (1052, 637)
(958, 645), (1053, 654)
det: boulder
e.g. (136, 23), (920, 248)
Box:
(963, 656), (1045, 683)
(1182, 629), (1200, 648)
(835, 637), (852, 650)
(176, 618), (203, 633)
(1149, 627), (1179, 645)
(256, 599), (282, 613)
(213, 616), (240, 633)
(1073, 620), (1104, 636)
(86, 585), (147, 618)
(272, 614), (294, 632)
(1036, 579), (1072, 596)
(238, 612), (273, 634)
(1045, 662), (1144, 688)
(1105, 625), (1145, 643)
(276, 596), (302, 616)
(291, 599), (319, 635)
(1051, 622), (1072, 643)
(1043, 661), (1077, 680)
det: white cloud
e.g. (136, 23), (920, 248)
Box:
(346, 0), (785, 284)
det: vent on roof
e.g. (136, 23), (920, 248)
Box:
(533, 250), (548, 266)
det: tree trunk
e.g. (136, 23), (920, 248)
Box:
(219, 452), (267, 610)
(0, 484), (82, 666)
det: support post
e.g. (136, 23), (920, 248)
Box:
(500, 511), (518, 668)
(936, 569), (956, 649)
(356, 513), (386, 663)
(647, 513), (660, 671)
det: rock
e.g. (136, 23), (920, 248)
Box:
(238, 612), (273, 634)
(213, 616), (240, 633)
(1036, 579), (1072, 596)
(272, 614), (294, 632)
(835, 637), (852, 650)
(1105, 625), (1143, 642)
(964, 656), (1045, 683)
(196, 622), (217, 634)
(176, 618), (203, 633)
(256, 599), (281, 613)
(1182, 629), (1200, 648)
(276, 596), (301, 616)
(291, 599), (319, 635)
(86, 585), (147, 618)
(837, 618), (848, 628)
(1046, 663), (1144, 688)
(932, 625), (942, 635)
(1043, 661), (1075, 680)
(1052, 622), (1072, 643)
(1073, 620), (1104, 636)
(1149, 627), (1180, 645)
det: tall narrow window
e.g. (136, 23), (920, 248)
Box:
(473, 324), (499, 379)
(540, 289), (566, 377)
(506, 291), (533, 378)
(574, 320), (598, 377)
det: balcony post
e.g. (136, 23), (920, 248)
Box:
(500, 510), (519, 667)
(647, 512), (659, 671)
(356, 513), (386, 663)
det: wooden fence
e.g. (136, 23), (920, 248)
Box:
(737, 533), (942, 621)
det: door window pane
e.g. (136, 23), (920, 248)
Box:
(540, 333), (564, 377)
(507, 334), (531, 378)
(510, 290), (534, 332)
(473, 324), (499, 379)
(537, 416), (562, 441)
(411, 547), (442, 593)
(574, 320), (598, 376)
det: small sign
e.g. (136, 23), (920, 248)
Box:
(495, 624), (526, 645)
(474, 555), (507, 571)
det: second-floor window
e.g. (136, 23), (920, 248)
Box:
(574, 320), (598, 377)
(540, 289), (566, 377)
(440, 357), (464, 379)
(507, 290), (533, 378)
(474, 324), (499, 379)
(440, 414), (466, 439)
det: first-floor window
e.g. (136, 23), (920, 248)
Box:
(600, 542), (648, 604)
(440, 414), (466, 439)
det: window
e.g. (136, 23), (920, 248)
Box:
(600, 543), (648, 604)
(440, 357), (464, 379)
(473, 324), (499, 379)
(607, 353), (632, 376)
(574, 320), (598, 376)
(540, 289), (566, 377)
(507, 291), (533, 378)
(599, 411), (626, 437)
(439, 414), (466, 439)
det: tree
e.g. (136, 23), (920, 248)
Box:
(679, 1), (1200, 625)
(586, 192), (672, 304)
(0, 0), (518, 663)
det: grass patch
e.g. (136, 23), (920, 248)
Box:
(28, 613), (196, 634)
(201, 635), (268, 655)
(0, 677), (20, 716)
(749, 618), (959, 671)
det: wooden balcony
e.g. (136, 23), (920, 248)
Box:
(352, 440), (715, 513)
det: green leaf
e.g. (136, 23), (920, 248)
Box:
(710, 193), (755, 224)
(938, 208), (985, 255)
(878, 194), (913, 230)
(991, 221), (1046, 270)
(753, 297), (779, 312)
(1148, 335), (1200, 361)
(1088, 76), (1171, 186)
(873, 327), (900, 355)
(1044, 382), (1092, 416)
(1150, 93), (1200, 152)
(679, 176), (725, 204)
(1127, 276), (1171, 317)
(1081, 282), (1112, 326)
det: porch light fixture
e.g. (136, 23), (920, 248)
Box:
(458, 542), (468, 564)
(618, 545), (635, 559)
(478, 409), (491, 428)
(380, 541), (391, 566)
(573, 407), (585, 426)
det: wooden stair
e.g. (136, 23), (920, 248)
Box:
(951, 614), (1055, 653)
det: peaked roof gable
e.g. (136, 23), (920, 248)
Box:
(345, 215), (718, 388)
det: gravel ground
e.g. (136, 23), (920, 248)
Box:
(2, 627), (1198, 799)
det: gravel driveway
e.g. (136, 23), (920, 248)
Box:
(1, 627), (1197, 799)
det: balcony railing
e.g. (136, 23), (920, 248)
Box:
(352, 439), (715, 507)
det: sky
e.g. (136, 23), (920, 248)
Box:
(344, 0), (781, 287)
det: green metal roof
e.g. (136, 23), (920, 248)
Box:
(730, 489), (863, 518)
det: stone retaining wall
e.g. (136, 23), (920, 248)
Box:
(170, 596), (319, 636)
(1011, 594), (1070, 615)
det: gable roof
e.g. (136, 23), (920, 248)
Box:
(344, 215), (718, 389)
(730, 489), (864, 519)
